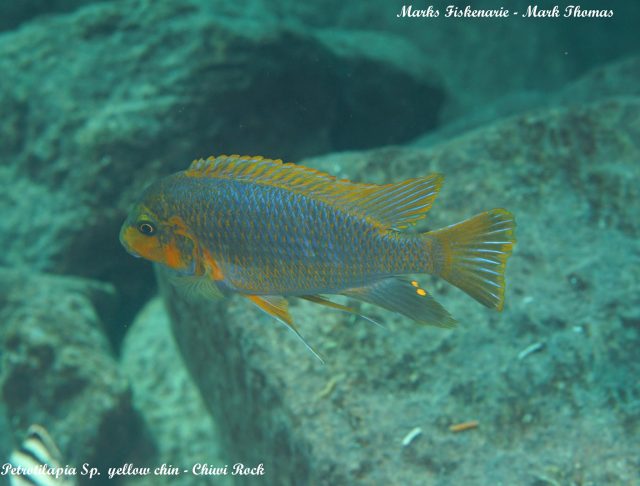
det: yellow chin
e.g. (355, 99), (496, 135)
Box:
(120, 226), (164, 262)
(120, 225), (188, 271)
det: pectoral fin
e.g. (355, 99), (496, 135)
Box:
(245, 295), (324, 363)
(341, 277), (457, 328)
(169, 274), (224, 300)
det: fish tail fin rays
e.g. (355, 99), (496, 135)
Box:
(245, 295), (325, 363)
(427, 209), (516, 311)
(342, 277), (457, 328)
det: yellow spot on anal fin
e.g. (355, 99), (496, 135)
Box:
(410, 280), (427, 296)
(342, 277), (456, 328)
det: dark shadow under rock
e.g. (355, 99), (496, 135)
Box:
(120, 298), (231, 486)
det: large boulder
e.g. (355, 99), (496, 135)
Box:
(160, 95), (640, 484)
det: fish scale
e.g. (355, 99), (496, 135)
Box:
(199, 181), (389, 294)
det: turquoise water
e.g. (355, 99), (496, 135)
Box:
(0, 1), (638, 485)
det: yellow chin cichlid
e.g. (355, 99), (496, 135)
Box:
(120, 155), (516, 361)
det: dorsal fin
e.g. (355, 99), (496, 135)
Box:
(186, 155), (443, 229)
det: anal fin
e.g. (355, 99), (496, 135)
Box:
(245, 295), (324, 363)
(299, 295), (385, 329)
(341, 278), (456, 328)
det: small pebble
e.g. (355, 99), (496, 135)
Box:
(401, 427), (422, 447)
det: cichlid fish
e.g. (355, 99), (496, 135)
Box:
(120, 155), (516, 360)
(8, 424), (76, 486)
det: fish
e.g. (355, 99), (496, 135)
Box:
(120, 154), (516, 360)
(8, 424), (76, 486)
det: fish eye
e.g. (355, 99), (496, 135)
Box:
(137, 221), (156, 236)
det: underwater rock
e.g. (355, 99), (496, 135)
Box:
(0, 0), (442, 281)
(559, 55), (640, 102)
(1, 0), (638, 481)
(0, 268), (135, 473)
(276, 0), (640, 121)
(0, 1), (444, 350)
(414, 54), (640, 148)
(0, 402), (10, 468)
(159, 272), (317, 485)
(120, 298), (230, 486)
(159, 96), (640, 484)
(0, 0), (109, 32)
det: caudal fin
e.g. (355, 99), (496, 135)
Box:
(428, 209), (516, 310)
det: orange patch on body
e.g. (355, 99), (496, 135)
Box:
(122, 227), (163, 261)
(166, 215), (200, 272)
(202, 248), (224, 280)
(163, 242), (185, 269)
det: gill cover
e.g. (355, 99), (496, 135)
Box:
(119, 207), (197, 273)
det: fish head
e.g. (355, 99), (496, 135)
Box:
(120, 182), (198, 274)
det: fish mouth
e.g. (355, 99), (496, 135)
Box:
(119, 225), (141, 258)
(125, 248), (141, 258)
